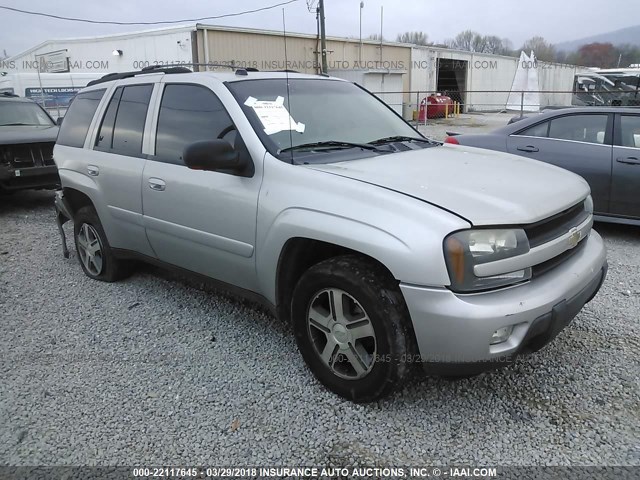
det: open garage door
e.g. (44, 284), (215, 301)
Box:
(437, 59), (467, 112)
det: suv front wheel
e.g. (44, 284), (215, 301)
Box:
(292, 255), (415, 402)
(73, 206), (131, 282)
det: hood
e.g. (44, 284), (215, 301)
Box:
(0, 125), (58, 145)
(307, 145), (590, 226)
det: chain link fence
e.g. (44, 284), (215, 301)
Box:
(371, 90), (640, 122)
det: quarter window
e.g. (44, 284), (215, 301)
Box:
(620, 115), (640, 148)
(57, 89), (105, 148)
(547, 115), (608, 145)
(154, 84), (237, 164)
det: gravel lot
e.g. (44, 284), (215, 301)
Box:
(1, 190), (639, 467)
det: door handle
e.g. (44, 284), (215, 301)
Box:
(517, 145), (539, 153)
(87, 165), (100, 176)
(616, 156), (640, 165)
(148, 178), (166, 191)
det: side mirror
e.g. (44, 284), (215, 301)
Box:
(183, 140), (249, 175)
(56, 117), (64, 126)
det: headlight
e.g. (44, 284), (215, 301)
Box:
(584, 195), (594, 215)
(444, 229), (531, 293)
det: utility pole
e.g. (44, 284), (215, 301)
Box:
(319, 0), (328, 74)
(379, 6), (383, 62)
(359, 2), (364, 64)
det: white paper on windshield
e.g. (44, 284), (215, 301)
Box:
(244, 96), (305, 135)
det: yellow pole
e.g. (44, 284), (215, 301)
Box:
(445, 103), (449, 119)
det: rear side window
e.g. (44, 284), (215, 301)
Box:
(154, 84), (235, 164)
(57, 89), (105, 148)
(620, 115), (640, 148)
(548, 114), (608, 145)
(517, 121), (549, 138)
(95, 84), (153, 157)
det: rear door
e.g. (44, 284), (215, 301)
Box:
(141, 78), (263, 292)
(610, 113), (640, 218)
(86, 80), (157, 256)
(507, 113), (613, 214)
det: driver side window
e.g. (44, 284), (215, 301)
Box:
(154, 84), (238, 165)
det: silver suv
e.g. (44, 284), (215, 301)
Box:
(54, 66), (607, 402)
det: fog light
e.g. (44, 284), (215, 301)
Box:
(491, 326), (514, 345)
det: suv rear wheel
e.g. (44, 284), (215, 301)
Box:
(73, 206), (131, 282)
(292, 255), (414, 402)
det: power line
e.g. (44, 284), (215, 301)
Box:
(0, 0), (300, 26)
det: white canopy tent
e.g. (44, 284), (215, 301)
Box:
(506, 51), (541, 112)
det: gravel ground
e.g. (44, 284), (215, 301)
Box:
(1, 190), (638, 467)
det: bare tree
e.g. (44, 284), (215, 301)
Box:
(0, 49), (8, 61)
(521, 36), (556, 62)
(447, 30), (476, 51)
(484, 36), (512, 55)
(396, 31), (430, 46)
(367, 33), (385, 41)
(446, 30), (515, 56)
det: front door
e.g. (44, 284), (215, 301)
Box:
(141, 81), (262, 291)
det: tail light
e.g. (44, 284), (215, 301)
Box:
(444, 136), (460, 145)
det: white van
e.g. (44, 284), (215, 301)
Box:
(0, 72), (105, 119)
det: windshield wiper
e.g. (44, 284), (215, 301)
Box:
(0, 122), (43, 126)
(370, 135), (438, 145)
(279, 140), (382, 154)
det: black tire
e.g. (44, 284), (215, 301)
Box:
(291, 255), (415, 402)
(73, 206), (131, 282)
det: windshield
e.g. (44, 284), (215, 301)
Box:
(227, 78), (426, 161)
(0, 101), (54, 127)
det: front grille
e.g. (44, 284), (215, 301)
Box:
(532, 239), (588, 278)
(0, 143), (55, 168)
(525, 201), (589, 248)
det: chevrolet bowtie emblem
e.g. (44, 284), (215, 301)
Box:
(568, 227), (581, 249)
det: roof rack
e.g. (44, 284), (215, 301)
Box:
(152, 63), (254, 76)
(86, 62), (261, 87)
(87, 66), (192, 86)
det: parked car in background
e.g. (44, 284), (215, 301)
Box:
(54, 67), (607, 402)
(0, 72), (106, 120)
(0, 92), (59, 193)
(447, 107), (640, 225)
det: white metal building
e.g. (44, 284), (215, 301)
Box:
(5, 24), (588, 118)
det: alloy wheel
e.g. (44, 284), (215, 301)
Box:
(306, 288), (377, 380)
(76, 223), (104, 276)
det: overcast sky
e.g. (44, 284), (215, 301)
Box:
(2, 0), (639, 56)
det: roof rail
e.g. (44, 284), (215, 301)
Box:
(86, 62), (264, 87)
(87, 66), (192, 87)
(145, 63), (257, 76)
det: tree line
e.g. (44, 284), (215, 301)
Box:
(390, 30), (640, 68)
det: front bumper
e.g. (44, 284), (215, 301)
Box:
(400, 230), (607, 375)
(0, 164), (59, 190)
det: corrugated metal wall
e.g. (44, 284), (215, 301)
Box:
(196, 26), (412, 116)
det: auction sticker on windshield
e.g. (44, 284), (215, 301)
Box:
(244, 96), (305, 135)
